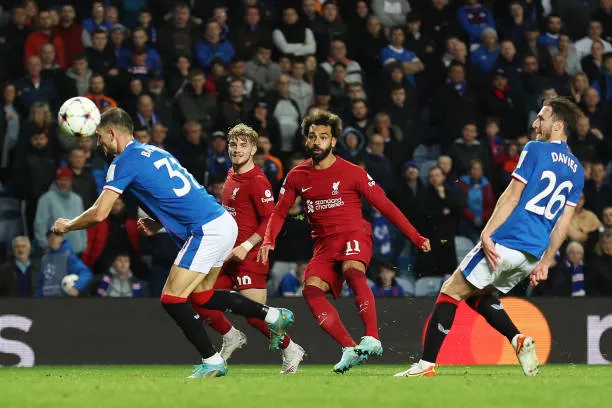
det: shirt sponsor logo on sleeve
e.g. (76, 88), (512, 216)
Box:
(261, 189), (274, 203)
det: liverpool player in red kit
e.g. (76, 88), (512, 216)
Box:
(258, 110), (431, 373)
(193, 124), (305, 374)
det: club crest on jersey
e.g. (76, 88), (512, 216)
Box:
(332, 181), (340, 195)
(231, 187), (240, 200)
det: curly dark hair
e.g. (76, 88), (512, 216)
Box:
(300, 109), (343, 140)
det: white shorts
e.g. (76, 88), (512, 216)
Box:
(174, 211), (238, 274)
(459, 241), (539, 293)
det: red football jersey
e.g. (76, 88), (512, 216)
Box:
(222, 166), (275, 250)
(263, 156), (426, 247)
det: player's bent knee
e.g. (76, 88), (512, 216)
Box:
(239, 288), (267, 304)
(440, 269), (473, 302)
(303, 277), (330, 293)
(341, 260), (366, 273)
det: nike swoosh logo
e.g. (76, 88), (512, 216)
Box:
(301, 187), (312, 192)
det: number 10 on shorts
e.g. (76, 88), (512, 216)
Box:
(345, 240), (361, 255)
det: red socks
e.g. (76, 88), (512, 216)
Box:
(302, 285), (357, 347)
(344, 268), (379, 339)
(189, 291), (233, 335)
(246, 317), (291, 349)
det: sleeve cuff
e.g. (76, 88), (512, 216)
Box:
(566, 201), (578, 207)
(104, 185), (123, 194)
(511, 173), (527, 184)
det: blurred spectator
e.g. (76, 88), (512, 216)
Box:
(118, 27), (162, 73)
(24, 9), (66, 69)
(35, 229), (92, 297)
(256, 135), (283, 191)
(347, 99), (371, 136)
(570, 116), (609, 163)
(581, 87), (608, 133)
(551, 34), (583, 76)
(493, 40), (521, 85)
(371, 262), (405, 296)
(220, 78), (253, 129)
(574, 20), (612, 59)
(226, 56), (254, 99)
(97, 253), (144, 297)
(234, 6), (271, 60)
(337, 127), (366, 161)
(581, 40), (605, 83)
(366, 112), (405, 172)
(135, 94), (168, 131)
(176, 69), (218, 132)
(594, 0), (612, 42)
(64, 53), (92, 98)
(586, 229), (612, 295)
(569, 72), (590, 104)
(485, 117), (507, 168)
(109, 24), (128, 65)
(389, 160), (423, 224)
(170, 121), (208, 186)
(568, 193), (602, 245)
(321, 40), (363, 84)
(157, 2), (200, 63)
(417, 166), (461, 277)
(12, 128), (56, 238)
(278, 261), (307, 297)
(485, 69), (526, 139)
(55, 4), (87, 66)
(150, 124), (169, 150)
(438, 154), (459, 188)
(245, 42), (281, 99)
(352, 15), (387, 89)
(433, 61), (482, 150)
(267, 74), (301, 162)
(34, 166), (86, 254)
(404, 11), (436, 63)
(457, 0), (496, 46)
(363, 133), (394, 192)
(248, 100), (281, 154)
(447, 122), (490, 177)
(311, 1), (347, 61)
(422, 0), (459, 50)
(0, 4), (31, 79)
(372, 0), (411, 35)
(1, 83), (20, 174)
(500, 1), (527, 45)
(288, 56), (313, 118)
(381, 26), (424, 87)
(86, 73), (117, 111)
(538, 13), (562, 50)
(470, 28), (500, 75)
(134, 127), (150, 144)
(0, 236), (38, 297)
(119, 76), (144, 117)
(138, 8), (156, 46)
(592, 52), (612, 102)
(386, 84), (418, 157)
(86, 28), (118, 77)
(520, 23), (552, 74)
(166, 55), (192, 98)
(329, 62), (351, 117)
(517, 54), (546, 125)
(534, 240), (585, 296)
(458, 159), (495, 243)
(547, 55), (572, 96)
(82, 1), (112, 35)
(67, 147), (98, 209)
(272, 6), (316, 57)
(17, 55), (59, 116)
(207, 130), (231, 181)
(584, 162), (612, 217)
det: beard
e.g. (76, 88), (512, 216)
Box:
(307, 144), (333, 162)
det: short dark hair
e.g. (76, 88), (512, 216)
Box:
(543, 96), (583, 138)
(99, 108), (134, 135)
(189, 68), (205, 79)
(379, 261), (397, 272)
(351, 98), (367, 106)
(92, 28), (107, 37)
(390, 26), (404, 35)
(73, 52), (87, 62)
(301, 109), (343, 140)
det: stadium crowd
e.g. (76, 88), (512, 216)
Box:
(0, 0), (610, 298)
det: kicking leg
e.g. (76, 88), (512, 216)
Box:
(160, 265), (226, 378)
(240, 288), (305, 374)
(342, 261), (382, 358)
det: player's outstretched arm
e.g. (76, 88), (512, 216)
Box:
(53, 189), (120, 233)
(480, 179), (526, 269)
(530, 205), (576, 287)
(361, 178), (430, 252)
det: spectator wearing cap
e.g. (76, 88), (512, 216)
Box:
(86, 73), (117, 111)
(381, 26), (424, 88)
(64, 53), (93, 97)
(34, 166), (86, 254)
(195, 20), (236, 70)
(371, 0), (411, 35)
(157, 3), (200, 63)
(118, 27), (162, 74)
(220, 78), (253, 129)
(485, 69), (526, 139)
(519, 23), (552, 74)
(272, 6), (316, 57)
(176, 69), (218, 132)
(234, 6), (271, 60)
(35, 227), (92, 297)
(54, 4), (86, 66)
(170, 121), (208, 185)
(82, 1), (113, 35)
(207, 130), (231, 180)
(458, 159), (495, 243)
(447, 122), (490, 177)
(311, 1), (347, 61)
(108, 24), (128, 65)
(500, 1), (527, 46)
(86, 28), (118, 77)
(0, 236), (39, 297)
(24, 9), (66, 69)
(389, 160), (424, 225)
(320, 40), (364, 84)
(17, 56), (60, 116)
(245, 42), (282, 99)
(470, 27), (499, 74)
(457, 0), (496, 46)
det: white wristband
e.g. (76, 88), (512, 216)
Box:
(240, 241), (254, 251)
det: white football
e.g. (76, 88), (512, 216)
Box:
(61, 274), (79, 294)
(58, 97), (101, 138)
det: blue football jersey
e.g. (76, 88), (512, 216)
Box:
(492, 141), (584, 258)
(104, 141), (225, 245)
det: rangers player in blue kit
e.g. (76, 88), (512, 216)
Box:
(395, 97), (584, 378)
(52, 108), (293, 378)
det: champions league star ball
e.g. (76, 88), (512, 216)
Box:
(61, 274), (79, 295)
(58, 97), (101, 138)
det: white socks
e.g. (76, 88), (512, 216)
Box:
(511, 334), (520, 349)
(264, 307), (280, 324)
(203, 352), (224, 365)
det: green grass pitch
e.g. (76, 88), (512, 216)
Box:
(1, 365), (609, 408)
